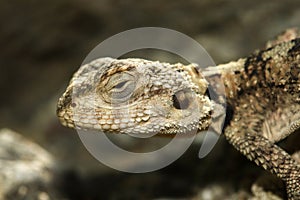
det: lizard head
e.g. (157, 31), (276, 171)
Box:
(57, 57), (213, 136)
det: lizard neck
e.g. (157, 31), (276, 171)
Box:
(203, 38), (300, 104)
(203, 58), (246, 102)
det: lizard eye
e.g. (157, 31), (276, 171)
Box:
(106, 72), (136, 102)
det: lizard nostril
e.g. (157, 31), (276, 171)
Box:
(71, 102), (77, 108)
(172, 90), (190, 110)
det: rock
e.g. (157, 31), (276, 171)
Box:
(0, 128), (59, 200)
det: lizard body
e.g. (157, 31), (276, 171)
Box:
(57, 31), (300, 199)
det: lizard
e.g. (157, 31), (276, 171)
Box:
(56, 29), (300, 199)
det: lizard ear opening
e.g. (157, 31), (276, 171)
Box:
(172, 89), (192, 110)
(204, 85), (220, 100)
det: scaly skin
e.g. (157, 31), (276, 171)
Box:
(57, 32), (300, 199)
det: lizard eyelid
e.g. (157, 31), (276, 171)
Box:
(109, 80), (136, 102)
(113, 80), (128, 89)
(110, 80), (135, 94)
(101, 71), (138, 103)
(106, 72), (135, 89)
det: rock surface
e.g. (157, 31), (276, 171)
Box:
(0, 129), (59, 200)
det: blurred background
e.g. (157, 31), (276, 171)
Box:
(0, 0), (299, 199)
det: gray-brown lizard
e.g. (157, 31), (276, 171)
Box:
(57, 30), (300, 199)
